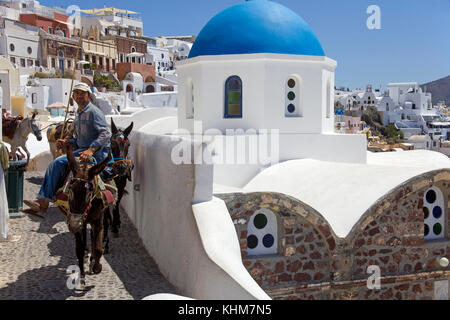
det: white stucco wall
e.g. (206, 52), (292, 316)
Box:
(26, 85), (49, 110)
(119, 131), (269, 299)
(0, 6), (20, 20)
(107, 107), (177, 131)
(211, 132), (367, 188)
(0, 72), (12, 110)
(0, 57), (20, 108)
(137, 92), (177, 108)
(39, 78), (76, 106)
(177, 53), (337, 135)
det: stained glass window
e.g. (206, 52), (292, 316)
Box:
(423, 187), (445, 240)
(247, 209), (277, 256)
(225, 76), (242, 118)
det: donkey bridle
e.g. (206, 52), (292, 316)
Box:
(110, 132), (132, 178)
(68, 177), (99, 222)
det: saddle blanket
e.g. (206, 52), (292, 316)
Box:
(55, 176), (117, 211)
(2, 110), (23, 140)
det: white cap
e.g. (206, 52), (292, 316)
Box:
(73, 83), (92, 94)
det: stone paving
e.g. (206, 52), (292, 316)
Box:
(0, 172), (178, 300)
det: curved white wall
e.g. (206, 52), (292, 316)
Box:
(120, 131), (270, 299)
(107, 107), (177, 131)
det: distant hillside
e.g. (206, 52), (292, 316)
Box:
(421, 75), (450, 105)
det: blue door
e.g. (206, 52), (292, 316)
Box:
(59, 59), (64, 73)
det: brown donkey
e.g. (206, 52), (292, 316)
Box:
(108, 119), (133, 238)
(64, 143), (112, 287)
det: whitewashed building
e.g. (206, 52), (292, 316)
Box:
(146, 46), (171, 71)
(25, 80), (49, 110)
(355, 85), (377, 111)
(38, 78), (77, 107)
(0, 4), (20, 21)
(376, 90), (396, 124)
(0, 18), (40, 74)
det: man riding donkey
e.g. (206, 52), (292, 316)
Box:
(23, 83), (111, 214)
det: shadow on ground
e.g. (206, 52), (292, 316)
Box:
(25, 176), (44, 186)
(0, 203), (177, 300)
(101, 209), (179, 299)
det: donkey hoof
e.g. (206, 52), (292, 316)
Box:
(75, 278), (86, 291)
(93, 263), (102, 274)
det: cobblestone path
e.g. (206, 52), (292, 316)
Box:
(0, 172), (178, 300)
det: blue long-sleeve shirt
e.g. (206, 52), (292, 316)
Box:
(70, 102), (111, 161)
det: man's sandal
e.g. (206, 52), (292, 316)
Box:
(23, 200), (43, 212)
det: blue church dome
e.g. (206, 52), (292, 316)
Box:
(189, 0), (325, 59)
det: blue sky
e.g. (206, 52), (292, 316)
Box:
(44, 0), (449, 90)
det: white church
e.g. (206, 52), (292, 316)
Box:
(110, 0), (450, 300)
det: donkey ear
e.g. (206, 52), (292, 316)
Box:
(88, 151), (112, 180)
(123, 122), (134, 138)
(111, 118), (118, 135)
(66, 143), (79, 176)
(126, 165), (133, 182)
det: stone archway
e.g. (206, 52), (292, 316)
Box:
(146, 85), (155, 93)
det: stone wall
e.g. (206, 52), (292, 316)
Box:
(216, 169), (450, 300)
(349, 171), (449, 276)
(216, 192), (337, 292)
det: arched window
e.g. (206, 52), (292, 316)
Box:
(423, 187), (445, 241)
(285, 75), (302, 117)
(224, 76), (242, 118)
(247, 209), (277, 256)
